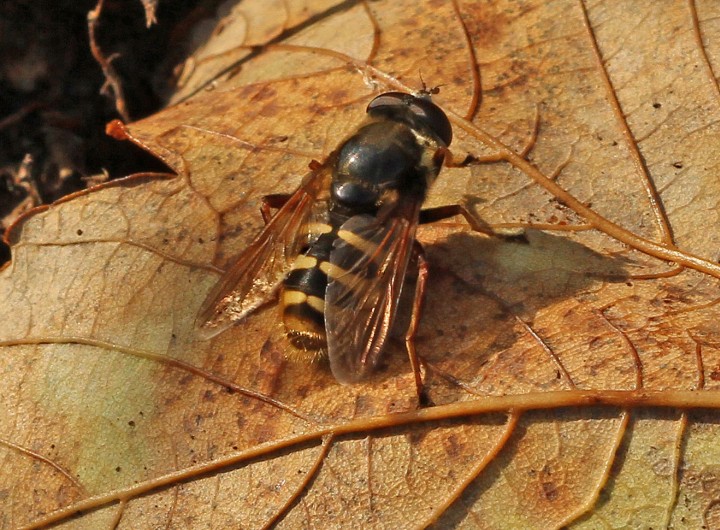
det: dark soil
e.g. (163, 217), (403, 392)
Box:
(0, 0), (221, 265)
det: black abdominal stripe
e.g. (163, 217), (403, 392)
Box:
(280, 220), (378, 355)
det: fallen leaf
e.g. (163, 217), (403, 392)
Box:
(2, 1), (720, 529)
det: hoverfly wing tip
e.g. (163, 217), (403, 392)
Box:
(194, 321), (227, 341)
(195, 291), (271, 341)
(193, 309), (237, 341)
(329, 364), (364, 385)
(328, 348), (371, 384)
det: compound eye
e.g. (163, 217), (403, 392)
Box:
(366, 92), (452, 146)
(407, 97), (453, 146)
(366, 92), (411, 112)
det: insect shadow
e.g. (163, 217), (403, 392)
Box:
(387, 227), (633, 379)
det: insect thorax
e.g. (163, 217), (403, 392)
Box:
(330, 120), (436, 215)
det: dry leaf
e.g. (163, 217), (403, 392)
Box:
(2, 1), (720, 528)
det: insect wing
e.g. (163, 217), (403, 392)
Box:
(325, 212), (418, 382)
(196, 166), (331, 338)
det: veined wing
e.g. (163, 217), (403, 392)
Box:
(196, 164), (332, 338)
(324, 206), (420, 382)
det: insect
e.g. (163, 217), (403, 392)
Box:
(197, 90), (484, 398)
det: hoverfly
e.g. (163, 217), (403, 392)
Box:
(197, 90), (479, 398)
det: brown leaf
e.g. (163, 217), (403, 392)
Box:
(3, 1), (720, 528)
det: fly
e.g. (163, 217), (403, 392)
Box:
(197, 90), (485, 401)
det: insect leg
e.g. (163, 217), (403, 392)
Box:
(406, 241), (432, 407)
(420, 204), (527, 241)
(419, 203), (495, 236)
(260, 193), (293, 224)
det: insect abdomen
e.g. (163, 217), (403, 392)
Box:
(281, 229), (335, 357)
